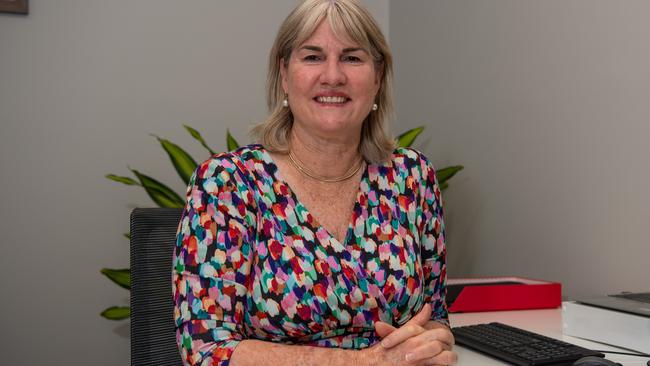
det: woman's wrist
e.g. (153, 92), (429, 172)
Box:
(355, 347), (371, 366)
(357, 344), (383, 366)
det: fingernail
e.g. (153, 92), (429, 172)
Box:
(381, 340), (390, 348)
(405, 353), (414, 361)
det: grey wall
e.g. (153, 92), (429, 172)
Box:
(3, 0), (647, 363)
(0, 1), (387, 364)
(390, 0), (650, 299)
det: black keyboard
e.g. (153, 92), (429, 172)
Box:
(452, 322), (604, 365)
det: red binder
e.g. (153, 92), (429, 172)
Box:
(447, 276), (562, 313)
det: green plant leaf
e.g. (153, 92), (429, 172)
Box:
(100, 268), (131, 290)
(184, 124), (216, 155)
(439, 182), (449, 191)
(130, 168), (185, 208)
(105, 174), (140, 186)
(153, 135), (198, 185)
(396, 126), (425, 147)
(101, 306), (131, 320)
(436, 165), (464, 186)
(226, 129), (240, 151)
(123, 232), (130, 240)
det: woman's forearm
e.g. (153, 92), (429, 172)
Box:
(230, 339), (364, 366)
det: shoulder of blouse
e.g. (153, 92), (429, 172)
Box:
(188, 144), (265, 212)
(389, 146), (437, 177)
(193, 143), (264, 182)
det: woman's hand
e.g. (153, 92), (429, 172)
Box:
(360, 304), (457, 366)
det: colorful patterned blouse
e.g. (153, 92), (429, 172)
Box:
(173, 144), (447, 366)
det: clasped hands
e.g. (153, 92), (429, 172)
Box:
(360, 303), (457, 366)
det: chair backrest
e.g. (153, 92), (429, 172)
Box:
(130, 207), (184, 366)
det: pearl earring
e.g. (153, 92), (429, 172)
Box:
(282, 95), (289, 108)
(372, 103), (378, 111)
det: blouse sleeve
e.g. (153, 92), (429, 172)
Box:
(172, 156), (257, 366)
(419, 156), (449, 325)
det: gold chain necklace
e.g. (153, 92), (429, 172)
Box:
(288, 151), (363, 183)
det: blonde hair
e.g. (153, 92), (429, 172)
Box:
(251, 0), (395, 163)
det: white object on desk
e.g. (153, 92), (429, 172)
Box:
(450, 304), (649, 366)
(563, 301), (650, 354)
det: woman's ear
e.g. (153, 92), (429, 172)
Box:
(374, 62), (383, 85)
(280, 58), (288, 94)
(372, 62), (383, 99)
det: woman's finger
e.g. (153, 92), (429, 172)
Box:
(404, 303), (432, 328)
(403, 340), (450, 362)
(402, 330), (453, 362)
(428, 327), (455, 348)
(376, 304), (431, 347)
(380, 323), (426, 348)
(425, 350), (458, 365)
(374, 321), (396, 338)
(411, 327), (454, 348)
(375, 303), (431, 348)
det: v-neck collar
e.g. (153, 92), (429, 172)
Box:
(244, 144), (411, 327)
(258, 145), (369, 248)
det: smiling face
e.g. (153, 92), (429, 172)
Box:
(281, 20), (380, 141)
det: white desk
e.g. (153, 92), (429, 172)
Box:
(450, 306), (649, 366)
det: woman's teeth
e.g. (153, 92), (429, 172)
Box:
(316, 96), (347, 104)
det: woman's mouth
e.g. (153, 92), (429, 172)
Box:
(314, 96), (350, 105)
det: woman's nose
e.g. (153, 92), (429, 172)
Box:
(320, 59), (346, 86)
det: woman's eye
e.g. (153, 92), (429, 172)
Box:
(304, 55), (321, 62)
(342, 55), (362, 63)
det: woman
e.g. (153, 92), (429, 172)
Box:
(173, 1), (457, 365)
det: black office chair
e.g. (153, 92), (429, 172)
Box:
(130, 207), (183, 366)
